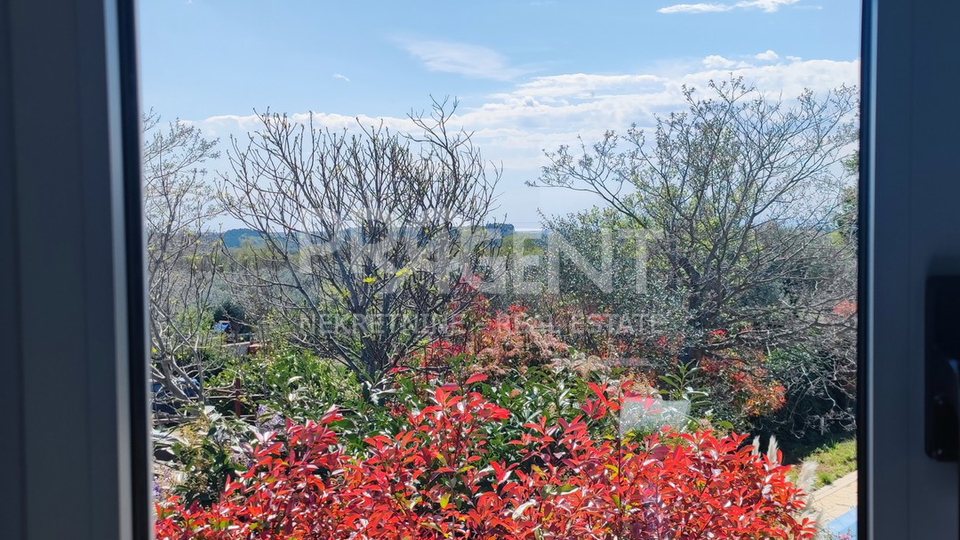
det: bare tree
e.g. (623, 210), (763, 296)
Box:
(144, 112), (221, 406)
(218, 99), (500, 383)
(531, 78), (858, 360)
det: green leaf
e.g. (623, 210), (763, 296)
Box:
(512, 500), (536, 520)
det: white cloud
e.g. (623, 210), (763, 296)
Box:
(702, 55), (747, 69)
(658, 3), (732, 14)
(739, 0), (800, 11)
(332, 73), (350, 82)
(197, 55), (858, 175)
(196, 53), (857, 226)
(755, 49), (780, 61)
(492, 73), (665, 103)
(200, 111), (417, 138)
(401, 39), (528, 81)
(659, 0), (800, 14)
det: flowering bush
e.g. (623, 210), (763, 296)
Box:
(156, 382), (815, 540)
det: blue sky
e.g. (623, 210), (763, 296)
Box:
(140, 0), (861, 228)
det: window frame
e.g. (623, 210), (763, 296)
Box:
(9, 0), (960, 538)
(1, 0), (150, 539)
(865, 0), (960, 537)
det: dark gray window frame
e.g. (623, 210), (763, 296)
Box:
(1, 1), (149, 539)
(866, 0), (960, 537)
(5, 0), (960, 538)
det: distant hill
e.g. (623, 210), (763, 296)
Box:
(217, 224), (530, 250)
(220, 229), (266, 249)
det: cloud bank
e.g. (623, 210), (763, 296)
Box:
(659, 0), (801, 14)
(196, 53), (857, 224)
(200, 54), (857, 170)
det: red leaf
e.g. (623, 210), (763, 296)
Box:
(465, 373), (488, 385)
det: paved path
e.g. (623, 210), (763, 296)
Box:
(807, 470), (858, 537)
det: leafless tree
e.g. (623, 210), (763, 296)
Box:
(144, 112), (221, 405)
(218, 99), (500, 383)
(532, 78), (858, 359)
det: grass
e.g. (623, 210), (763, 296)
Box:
(799, 438), (857, 490)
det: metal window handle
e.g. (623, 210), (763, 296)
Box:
(926, 277), (960, 540)
(928, 359), (960, 461)
(926, 277), (960, 462)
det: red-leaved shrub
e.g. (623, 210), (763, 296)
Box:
(156, 383), (815, 539)
(469, 306), (571, 376)
(409, 304), (572, 378)
(701, 352), (787, 418)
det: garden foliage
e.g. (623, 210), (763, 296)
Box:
(156, 382), (815, 540)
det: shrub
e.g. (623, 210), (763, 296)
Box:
(756, 344), (856, 458)
(209, 344), (362, 422)
(411, 303), (573, 378)
(155, 407), (251, 507)
(700, 349), (787, 422)
(470, 305), (571, 376)
(156, 383), (815, 539)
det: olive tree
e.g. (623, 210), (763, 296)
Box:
(218, 100), (500, 383)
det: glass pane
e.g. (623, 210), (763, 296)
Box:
(142, 2), (860, 539)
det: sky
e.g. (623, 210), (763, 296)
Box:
(140, 0), (861, 229)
